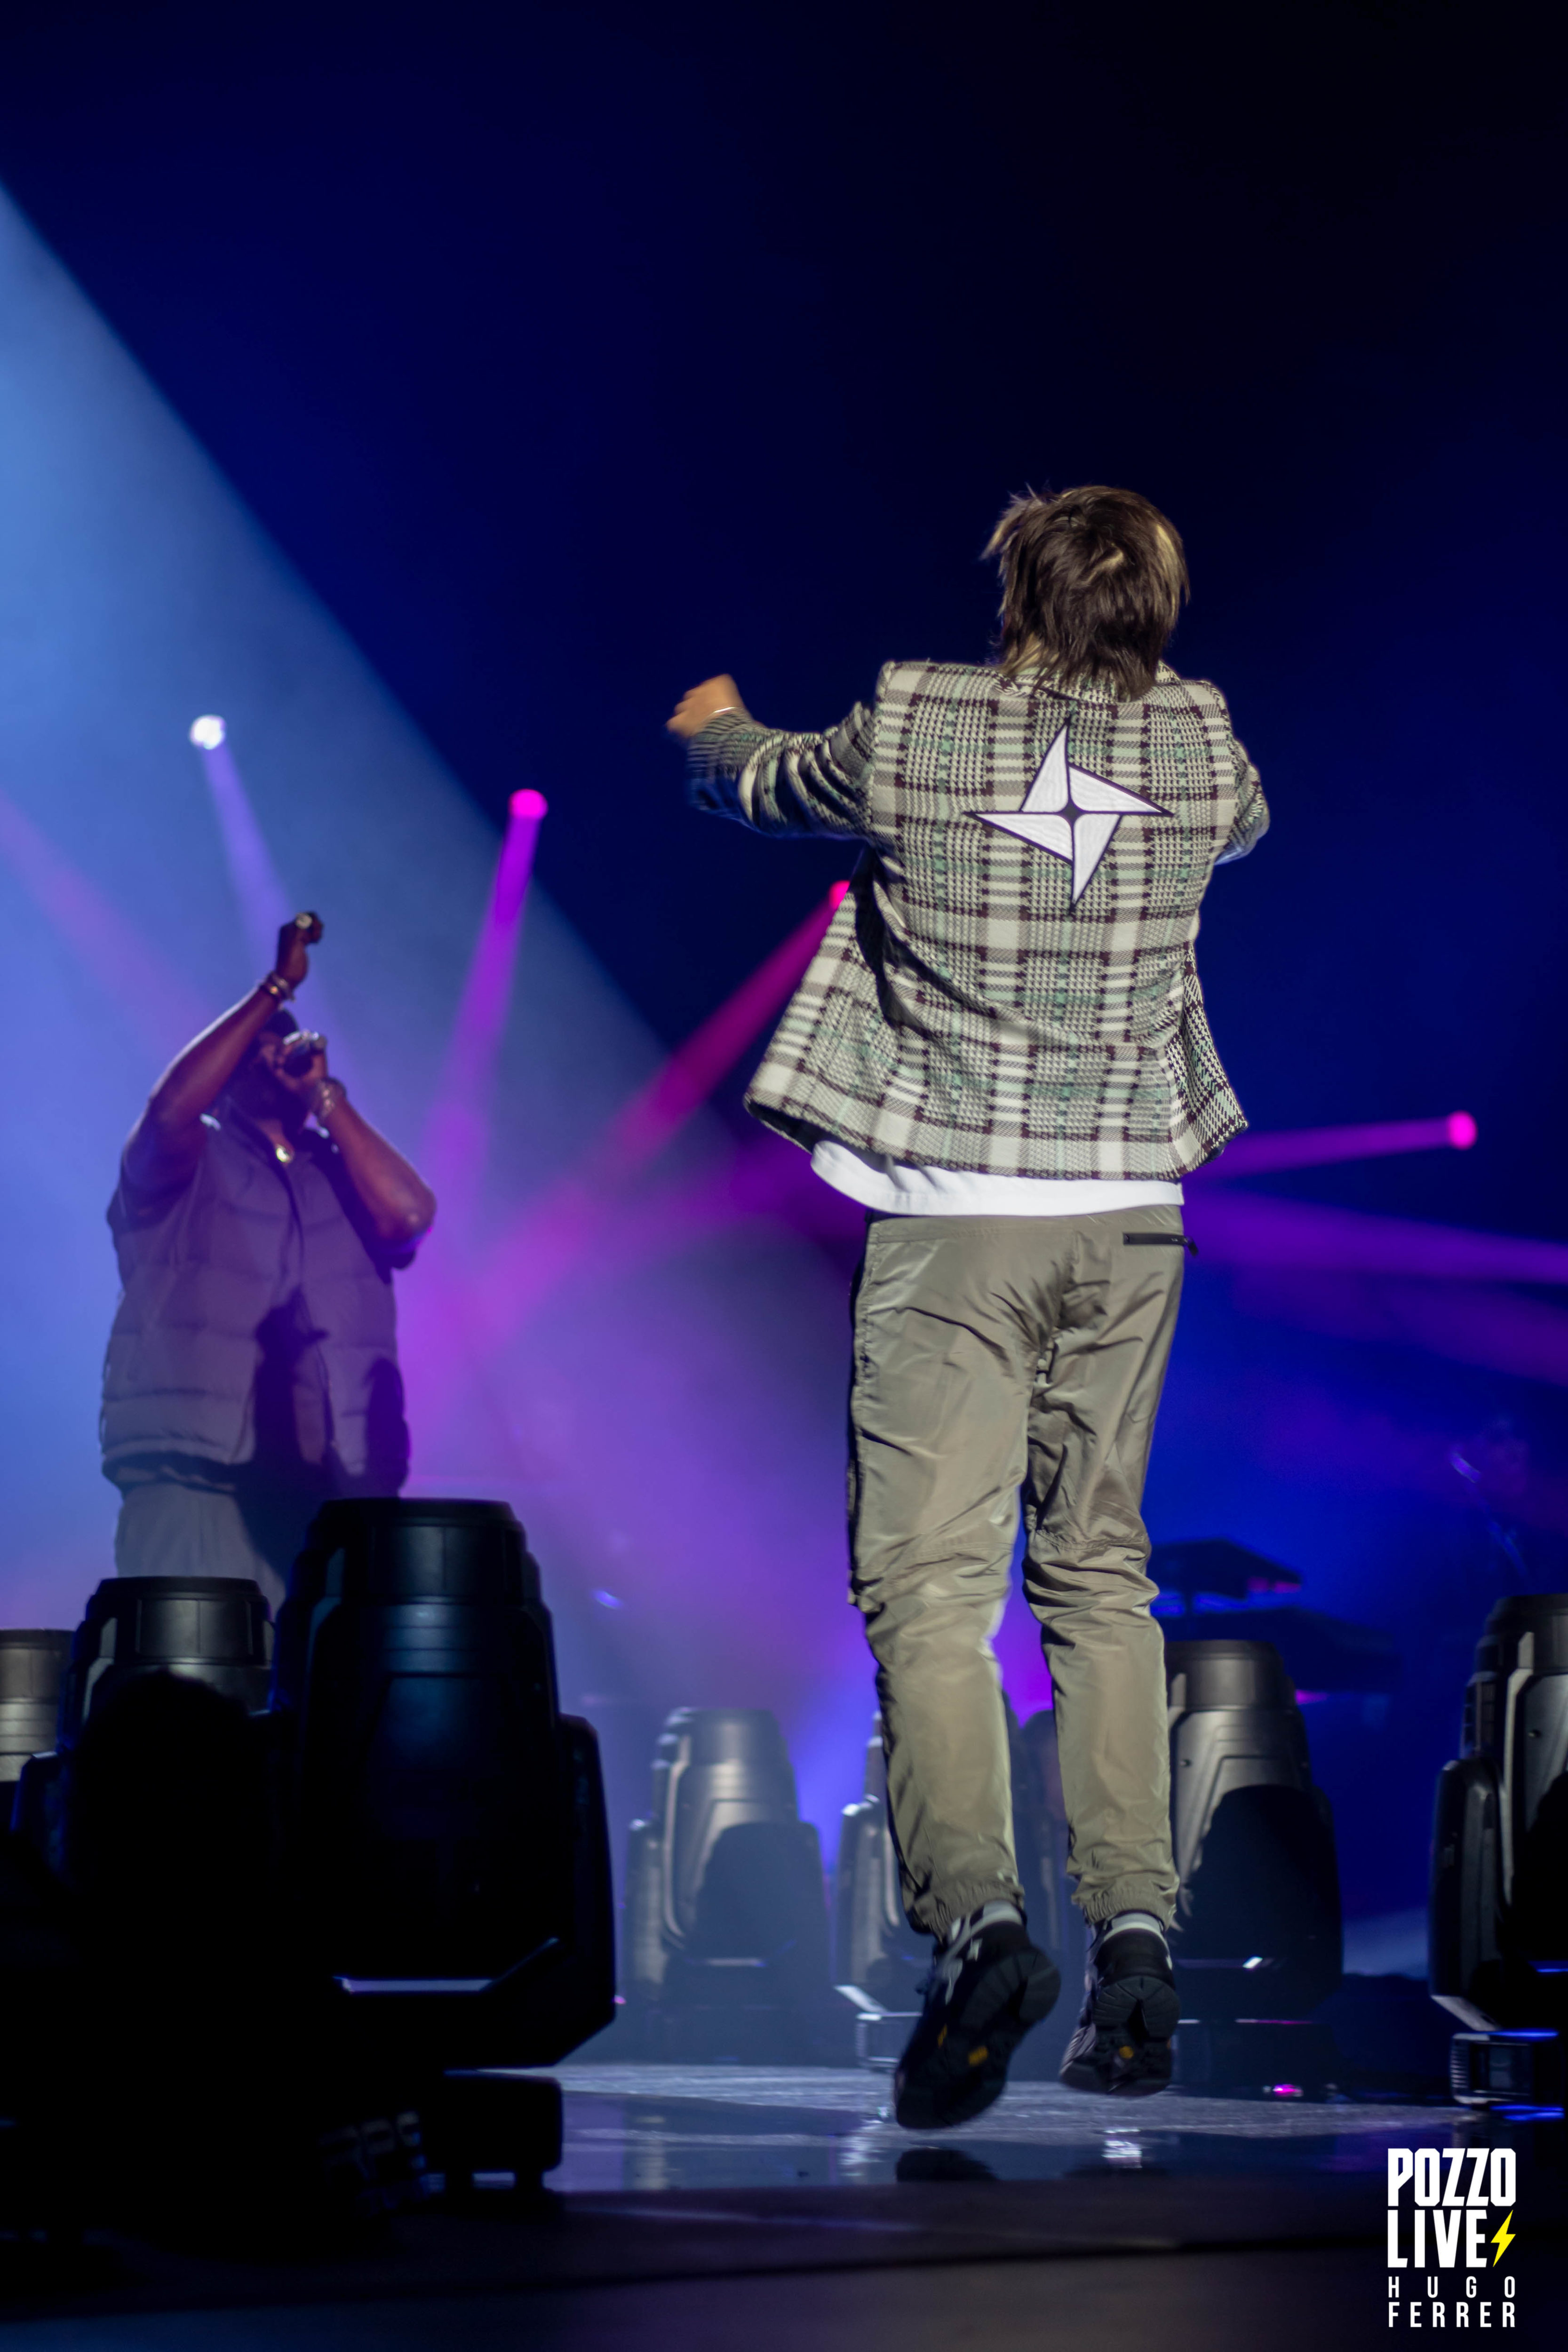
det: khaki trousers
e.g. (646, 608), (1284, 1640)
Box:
(847, 1205), (1185, 1940)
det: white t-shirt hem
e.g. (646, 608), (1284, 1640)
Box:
(811, 1138), (1183, 1219)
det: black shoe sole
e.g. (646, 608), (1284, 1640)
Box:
(895, 1946), (1061, 2132)
(1092, 1967), (1180, 2041)
(1059, 1969), (1181, 2099)
(1060, 2030), (1173, 2098)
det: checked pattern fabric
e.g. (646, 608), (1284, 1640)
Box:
(689, 659), (1268, 1179)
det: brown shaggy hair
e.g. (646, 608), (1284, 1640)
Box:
(986, 485), (1189, 699)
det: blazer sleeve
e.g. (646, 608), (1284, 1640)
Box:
(686, 691), (877, 841)
(1216, 731), (1269, 865)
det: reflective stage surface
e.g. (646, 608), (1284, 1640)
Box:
(4, 2065), (1562, 2351)
(550, 2061), (1529, 2191)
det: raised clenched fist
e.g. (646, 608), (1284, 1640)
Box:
(666, 676), (746, 741)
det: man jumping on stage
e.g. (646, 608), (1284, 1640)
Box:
(669, 485), (1267, 2124)
(101, 913), (437, 1611)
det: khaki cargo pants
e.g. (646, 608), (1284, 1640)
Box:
(847, 1204), (1185, 1940)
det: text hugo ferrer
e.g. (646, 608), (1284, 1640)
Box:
(1387, 2148), (1517, 2272)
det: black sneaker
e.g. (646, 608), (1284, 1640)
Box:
(893, 1915), (1060, 2131)
(1059, 1924), (1179, 2098)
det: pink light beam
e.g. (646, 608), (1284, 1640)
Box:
(597, 879), (851, 1179)
(419, 879), (852, 1414)
(0, 785), (205, 1052)
(479, 879), (850, 1325)
(1196, 1110), (1477, 1181)
(422, 787), (548, 1224)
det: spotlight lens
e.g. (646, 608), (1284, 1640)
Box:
(1447, 1110), (1478, 1150)
(828, 881), (851, 909)
(189, 715), (226, 749)
(510, 788), (548, 819)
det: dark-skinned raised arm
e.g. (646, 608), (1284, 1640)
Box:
(123, 913), (322, 1196)
(310, 1079), (436, 1248)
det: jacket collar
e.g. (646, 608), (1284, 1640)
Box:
(1002, 659), (1180, 705)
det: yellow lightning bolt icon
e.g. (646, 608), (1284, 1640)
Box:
(1491, 2210), (1516, 2265)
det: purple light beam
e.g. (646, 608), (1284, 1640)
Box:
(422, 787), (548, 1232)
(189, 716), (293, 976)
(624, 1130), (1568, 1393)
(601, 880), (851, 1175)
(417, 881), (851, 1406)
(1196, 1110), (1477, 1181)
(486, 1132), (1568, 1397)
(1184, 1187), (1568, 1287)
(1221, 1267), (1568, 1389)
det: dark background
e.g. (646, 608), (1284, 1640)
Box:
(0, 0), (1562, 1235)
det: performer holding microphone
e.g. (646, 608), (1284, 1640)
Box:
(101, 913), (436, 1610)
(669, 486), (1267, 2124)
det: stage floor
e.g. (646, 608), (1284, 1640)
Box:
(549, 2058), (1480, 2190)
(3, 2064), (1563, 2351)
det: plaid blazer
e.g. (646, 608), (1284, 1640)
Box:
(690, 659), (1267, 1178)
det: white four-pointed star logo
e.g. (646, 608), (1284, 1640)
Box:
(974, 725), (1168, 903)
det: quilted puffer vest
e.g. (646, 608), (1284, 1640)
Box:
(100, 1105), (409, 1490)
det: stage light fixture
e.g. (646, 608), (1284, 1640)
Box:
(12, 1576), (274, 1870)
(274, 1497), (614, 2071)
(623, 1707), (836, 2061)
(1164, 1637), (1343, 2098)
(0, 1630), (71, 1791)
(1431, 1591), (1568, 2105)
(188, 715), (226, 748)
(832, 1715), (931, 2036)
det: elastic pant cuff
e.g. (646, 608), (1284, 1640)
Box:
(1077, 1877), (1176, 1929)
(910, 1877), (1027, 1942)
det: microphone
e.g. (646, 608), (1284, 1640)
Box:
(282, 1031), (326, 1076)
